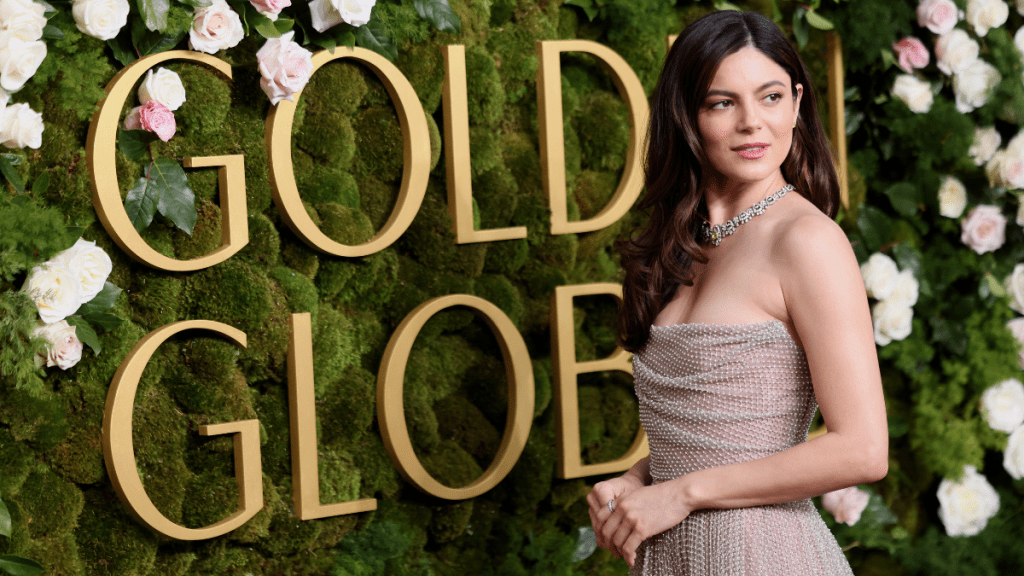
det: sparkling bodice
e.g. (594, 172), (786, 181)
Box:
(628, 320), (853, 576)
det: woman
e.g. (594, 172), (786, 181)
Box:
(586, 10), (888, 575)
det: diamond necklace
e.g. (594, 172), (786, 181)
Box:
(700, 183), (794, 246)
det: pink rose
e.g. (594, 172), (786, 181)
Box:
(123, 101), (176, 142)
(256, 31), (314, 105)
(1007, 318), (1024, 369)
(250, 0), (290, 20)
(31, 319), (84, 370)
(892, 37), (930, 73)
(822, 486), (871, 526)
(917, 0), (960, 35)
(960, 204), (1007, 254)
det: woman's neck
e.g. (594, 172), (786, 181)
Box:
(701, 172), (789, 226)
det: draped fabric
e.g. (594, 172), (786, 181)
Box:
(629, 320), (853, 576)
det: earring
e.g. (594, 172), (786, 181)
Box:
(792, 120), (797, 128)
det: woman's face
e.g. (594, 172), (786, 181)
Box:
(697, 46), (803, 188)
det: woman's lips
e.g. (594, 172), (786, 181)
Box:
(736, 144), (768, 159)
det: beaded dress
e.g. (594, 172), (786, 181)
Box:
(629, 319), (853, 576)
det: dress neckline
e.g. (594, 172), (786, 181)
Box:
(649, 318), (804, 352)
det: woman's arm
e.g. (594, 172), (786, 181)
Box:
(598, 213), (888, 566)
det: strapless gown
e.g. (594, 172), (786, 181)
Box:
(628, 319), (853, 576)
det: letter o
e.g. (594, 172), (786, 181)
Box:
(102, 320), (263, 540)
(266, 47), (431, 257)
(377, 295), (534, 499)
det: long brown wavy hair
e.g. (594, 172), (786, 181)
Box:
(616, 10), (840, 353)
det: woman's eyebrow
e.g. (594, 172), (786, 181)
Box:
(706, 80), (786, 98)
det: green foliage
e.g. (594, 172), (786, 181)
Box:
(31, 11), (115, 122)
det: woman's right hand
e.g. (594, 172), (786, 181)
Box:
(586, 474), (645, 557)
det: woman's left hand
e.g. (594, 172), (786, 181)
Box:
(594, 480), (694, 567)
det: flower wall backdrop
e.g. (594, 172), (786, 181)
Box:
(0, 0), (1023, 574)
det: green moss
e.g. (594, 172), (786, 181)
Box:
(400, 183), (488, 276)
(171, 200), (223, 261)
(0, 429), (35, 495)
(319, 366), (375, 446)
(17, 465), (84, 538)
(303, 60), (368, 118)
(76, 488), (159, 576)
(395, 41), (444, 115)
(294, 151), (361, 208)
(352, 106), (405, 183)
(574, 91), (631, 171)
(128, 272), (182, 328)
(311, 304), (357, 394)
(430, 499), (474, 544)
(46, 428), (105, 485)
(473, 274), (525, 329)
(235, 213), (281, 271)
(0, 387), (69, 450)
(183, 259), (272, 334)
(270, 266), (320, 317)
(173, 62), (232, 137)
(296, 113), (357, 169)
(465, 46), (505, 126)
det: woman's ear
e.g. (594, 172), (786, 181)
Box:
(794, 83), (804, 117)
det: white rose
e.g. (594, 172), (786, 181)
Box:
(71, 0), (129, 41)
(332, 0), (375, 27)
(892, 74), (933, 114)
(1018, 0), (1024, 15)
(256, 31), (314, 105)
(51, 238), (113, 302)
(0, 101), (42, 149)
(860, 252), (900, 300)
(188, 0), (244, 54)
(1007, 317), (1024, 369)
(966, 0), (1009, 37)
(953, 58), (1002, 113)
(1004, 425), (1024, 479)
(309, 0), (343, 32)
(1016, 25), (1024, 55)
(22, 262), (84, 324)
(917, 0), (961, 35)
(872, 299), (913, 346)
(938, 175), (967, 218)
(969, 127), (1001, 166)
(888, 269), (919, 308)
(138, 67), (186, 112)
(987, 146), (1024, 190)
(936, 29), (980, 76)
(937, 465), (1000, 537)
(821, 486), (872, 526)
(980, 378), (1024, 433)
(960, 204), (1007, 254)
(0, 30), (44, 92)
(1017, 195), (1024, 226)
(1004, 263), (1024, 313)
(30, 319), (83, 370)
(0, 0), (47, 42)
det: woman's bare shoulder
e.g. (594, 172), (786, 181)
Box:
(768, 192), (853, 269)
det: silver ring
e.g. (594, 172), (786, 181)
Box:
(607, 499), (615, 513)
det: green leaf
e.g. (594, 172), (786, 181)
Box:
(41, 24), (63, 40)
(792, 7), (810, 49)
(107, 33), (137, 66)
(31, 171), (49, 196)
(856, 205), (893, 252)
(413, 0), (461, 34)
(0, 155), (24, 194)
(253, 14), (282, 38)
(151, 158), (197, 234)
(984, 273), (1007, 298)
(124, 176), (160, 232)
(564, 0), (598, 21)
(0, 555), (44, 576)
(1, 154), (22, 166)
(176, 0), (212, 6)
(74, 282), (122, 316)
(354, 18), (397, 61)
(714, 0), (742, 10)
(138, 0), (171, 32)
(135, 30), (185, 57)
(336, 28), (355, 49)
(930, 316), (967, 355)
(887, 416), (909, 438)
(883, 182), (920, 217)
(0, 500), (10, 538)
(274, 17), (294, 34)
(804, 9), (833, 30)
(81, 312), (124, 333)
(118, 129), (158, 161)
(66, 317), (101, 355)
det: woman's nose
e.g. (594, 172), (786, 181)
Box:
(736, 101), (762, 132)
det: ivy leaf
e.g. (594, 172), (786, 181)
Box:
(413, 0), (461, 34)
(354, 18), (397, 61)
(74, 282), (123, 316)
(66, 317), (101, 355)
(0, 555), (44, 576)
(31, 171), (49, 196)
(118, 129), (158, 161)
(41, 24), (62, 40)
(884, 182), (920, 217)
(81, 312), (124, 333)
(0, 155), (24, 193)
(792, 6), (810, 49)
(857, 205), (893, 252)
(564, 0), (598, 21)
(124, 176), (160, 232)
(150, 158), (197, 235)
(0, 500), (10, 538)
(138, 0), (171, 32)
(804, 10), (833, 30)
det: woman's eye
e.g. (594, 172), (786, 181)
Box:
(709, 100), (731, 109)
(765, 93), (783, 103)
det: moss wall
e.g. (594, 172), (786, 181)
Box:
(0, 1), (836, 574)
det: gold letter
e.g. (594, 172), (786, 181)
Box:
(441, 45), (527, 244)
(266, 48), (430, 257)
(377, 295), (534, 499)
(87, 51), (248, 272)
(537, 41), (649, 235)
(102, 321), (262, 540)
(551, 283), (648, 479)
(288, 313), (377, 519)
